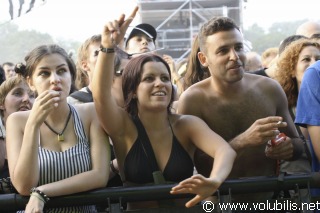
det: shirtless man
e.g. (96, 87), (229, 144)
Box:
(177, 17), (303, 195)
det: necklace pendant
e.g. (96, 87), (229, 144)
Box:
(58, 134), (64, 142)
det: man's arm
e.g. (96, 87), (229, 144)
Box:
(266, 79), (303, 160)
(228, 116), (287, 152)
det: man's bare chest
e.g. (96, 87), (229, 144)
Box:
(201, 94), (276, 141)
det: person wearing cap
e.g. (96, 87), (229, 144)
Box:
(125, 23), (182, 100)
(125, 23), (157, 55)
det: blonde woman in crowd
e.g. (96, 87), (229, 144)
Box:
(0, 76), (35, 179)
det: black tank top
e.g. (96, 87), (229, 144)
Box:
(123, 117), (194, 184)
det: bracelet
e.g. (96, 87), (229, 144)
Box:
(30, 187), (50, 203)
(110, 160), (119, 174)
(31, 192), (46, 203)
(99, 45), (115, 53)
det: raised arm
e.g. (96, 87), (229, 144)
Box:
(92, 7), (138, 136)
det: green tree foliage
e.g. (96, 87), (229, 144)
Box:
(0, 22), (80, 64)
(0, 19), (316, 66)
(243, 19), (309, 54)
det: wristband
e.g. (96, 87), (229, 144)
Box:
(30, 187), (50, 203)
(31, 192), (46, 203)
(99, 45), (115, 53)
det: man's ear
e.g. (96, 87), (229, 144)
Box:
(198, 51), (209, 67)
(0, 105), (4, 110)
(26, 76), (36, 92)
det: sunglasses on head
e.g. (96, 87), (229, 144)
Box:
(94, 46), (164, 59)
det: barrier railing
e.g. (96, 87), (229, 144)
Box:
(1, 173), (320, 212)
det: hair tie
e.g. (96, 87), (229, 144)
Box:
(14, 63), (26, 77)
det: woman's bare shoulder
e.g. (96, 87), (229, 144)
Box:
(7, 110), (30, 121)
(6, 111), (30, 130)
(72, 103), (95, 115)
(170, 113), (204, 128)
(71, 103), (97, 125)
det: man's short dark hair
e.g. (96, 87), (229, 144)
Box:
(198, 16), (240, 53)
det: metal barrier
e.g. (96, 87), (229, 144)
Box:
(1, 173), (320, 212)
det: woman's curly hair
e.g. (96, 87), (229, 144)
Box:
(275, 38), (320, 108)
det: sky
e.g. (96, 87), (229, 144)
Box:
(242, 0), (319, 29)
(1, 0), (139, 41)
(0, 0), (319, 42)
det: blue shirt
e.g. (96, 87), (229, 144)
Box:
(295, 60), (320, 196)
(295, 60), (320, 127)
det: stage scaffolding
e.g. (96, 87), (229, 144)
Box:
(137, 0), (244, 61)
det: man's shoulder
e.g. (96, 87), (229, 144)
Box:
(245, 72), (271, 80)
(178, 81), (212, 115)
(180, 82), (208, 102)
(245, 73), (280, 89)
(239, 74), (285, 109)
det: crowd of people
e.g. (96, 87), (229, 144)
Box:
(0, 5), (320, 212)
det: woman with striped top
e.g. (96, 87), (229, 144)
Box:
(6, 44), (110, 212)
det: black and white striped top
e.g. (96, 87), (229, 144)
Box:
(19, 105), (97, 213)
